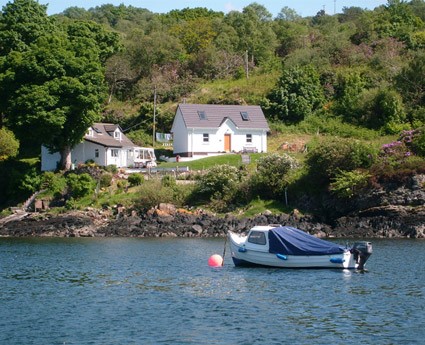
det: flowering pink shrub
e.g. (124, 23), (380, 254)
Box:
(371, 129), (425, 182)
(380, 140), (411, 160)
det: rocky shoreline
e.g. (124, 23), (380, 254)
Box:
(1, 202), (424, 239)
(1, 174), (424, 239)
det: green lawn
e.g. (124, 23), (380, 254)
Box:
(158, 153), (263, 171)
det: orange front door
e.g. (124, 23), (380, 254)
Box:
(224, 134), (231, 151)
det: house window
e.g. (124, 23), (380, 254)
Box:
(246, 134), (252, 143)
(198, 111), (207, 120)
(111, 149), (119, 157)
(114, 131), (120, 140)
(203, 133), (209, 143)
(95, 149), (99, 158)
(241, 111), (249, 121)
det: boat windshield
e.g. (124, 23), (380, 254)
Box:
(248, 231), (266, 245)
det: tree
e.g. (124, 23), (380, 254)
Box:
(368, 88), (406, 133)
(0, 127), (19, 160)
(276, 6), (301, 21)
(0, 0), (55, 55)
(0, 1), (119, 170)
(374, 0), (425, 47)
(332, 71), (367, 124)
(263, 65), (325, 123)
(171, 17), (217, 54)
(339, 7), (365, 23)
(273, 19), (310, 58)
(224, 3), (277, 67)
(396, 51), (425, 109)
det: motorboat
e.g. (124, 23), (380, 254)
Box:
(228, 225), (372, 269)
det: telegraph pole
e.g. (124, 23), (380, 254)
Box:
(152, 85), (157, 147)
(245, 50), (249, 79)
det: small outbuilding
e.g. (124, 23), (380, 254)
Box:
(171, 103), (269, 158)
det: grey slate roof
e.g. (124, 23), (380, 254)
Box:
(84, 123), (136, 148)
(177, 104), (270, 131)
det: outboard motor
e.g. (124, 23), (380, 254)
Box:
(351, 241), (373, 270)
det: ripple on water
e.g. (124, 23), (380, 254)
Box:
(0, 237), (424, 345)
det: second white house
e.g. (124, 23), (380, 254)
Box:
(41, 123), (156, 171)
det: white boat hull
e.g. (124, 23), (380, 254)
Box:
(229, 230), (360, 269)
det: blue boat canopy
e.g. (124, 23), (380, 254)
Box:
(268, 226), (345, 256)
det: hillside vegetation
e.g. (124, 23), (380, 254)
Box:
(1, 0), (425, 217)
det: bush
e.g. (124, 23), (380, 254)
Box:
(305, 137), (377, 185)
(371, 132), (425, 177)
(330, 170), (371, 198)
(136, 180), (177, 210)
(66, 173), (96, 199)
(366, 88), (406, 133)
(410, 128), (425, 157)
(161, 175), (176, 187)
(128, 173), (144, 186)
(251, 153), (299, 199)
(195, 164), (243, 199)
(105, 165), (118, 174)
(99, 172), (113, 188)
(116, 180), (128, 191)
(40, 172), (66, 196)
(0, 127), (19, 160)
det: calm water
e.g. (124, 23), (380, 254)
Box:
(0, 237), (424, 345)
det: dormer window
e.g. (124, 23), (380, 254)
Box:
(241, 111), (249, 121)
(87, 128), (94, 137)
(198, 110), (207, 120)
(114, 130), (121, 140)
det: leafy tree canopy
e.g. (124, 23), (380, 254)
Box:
(0, 0), (120, 170)
(0, 0), (55, 55)
(263, 65), (325, 123)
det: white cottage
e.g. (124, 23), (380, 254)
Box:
(41, 123), (156, 171)
(171, 104), (269, 158)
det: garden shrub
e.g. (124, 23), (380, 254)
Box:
(128, 173), (144, 186)
(66, 173), (96, 199)
(161, 175), (176, 187)
(330, 170), (371, 198)
(99, 172), (113, 188)
(305, 137), (377, 185)
(251, 153), (299, 199)
(105, 165), (118, 174)
(195, 164), (243, 199)
(116, 180), (128, 191)
(135, 180), (177, 210)
(40, 171), (66, 196)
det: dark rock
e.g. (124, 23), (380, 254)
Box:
(1, 174), (424, 239)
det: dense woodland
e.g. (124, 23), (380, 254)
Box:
(0, 0), (425, 214)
